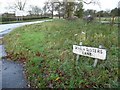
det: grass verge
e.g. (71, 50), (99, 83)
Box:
(3, 19), (118, 88)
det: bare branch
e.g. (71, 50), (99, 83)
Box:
(14, 0), (27, 10)
(83, 0), (95, 4)
(22, 0), (27, 10)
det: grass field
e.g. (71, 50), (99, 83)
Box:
(3, 19), (118, 88)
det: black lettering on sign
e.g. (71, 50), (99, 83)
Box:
(87, 52), (92, 56)
(90, 49), (92, 52)
(92, 49), (96, 53)
(97, 49), (103, 54)
(79, 47), (82, 50)
(82, 51), (92, 56)
(87, 52), (89, 55)
(89, 53), (92, 56)
(75, 47), (77, 49)
(86, 48), (89, 51)
(94, 49), (96, 53)
(83, 48), (85, 51)
(97, 49), (100, 53)
(82, 52), (85, 55)
(100, 50), (103, 54)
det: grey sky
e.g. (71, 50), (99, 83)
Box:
(0, 0), (119, 14)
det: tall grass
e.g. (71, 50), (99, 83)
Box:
(4, 19), (118, 88)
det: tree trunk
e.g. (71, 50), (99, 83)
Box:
(65, 2), (74, 19)
(51, 3), (54, 19)
(58, 3), (60, 19)
(99, 13), (101, 23)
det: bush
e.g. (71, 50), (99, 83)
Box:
(1, 16), (50, 22)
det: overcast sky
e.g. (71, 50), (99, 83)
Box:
(0, 0), (119, 14)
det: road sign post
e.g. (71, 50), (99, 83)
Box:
(76, 42), (82, 61)
(73, 42), (107, 67)
(93, 45), (103, 67)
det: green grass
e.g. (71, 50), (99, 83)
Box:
(3, 19), (118, 88)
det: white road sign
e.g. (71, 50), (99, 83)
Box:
(15, 10), (28, 16)
(73, 45), (107, 60)
(15, 10), (24, 16)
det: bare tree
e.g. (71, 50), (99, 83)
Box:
(43, 0), (54, 18)
(43, 0), (63, 18)
(30, 5), (42, 16)
(43, 3), (47, 17)
(8, 0), (27, 11)
(52, 0), (62, 19)
(15, 0), (27, 10)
